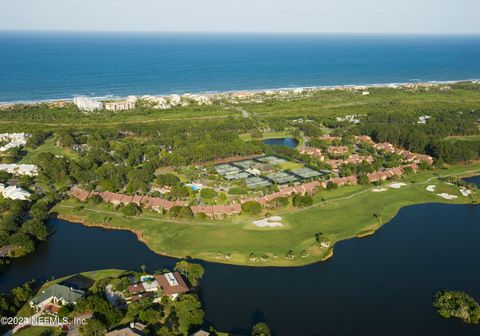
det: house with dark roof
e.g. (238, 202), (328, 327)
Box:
(29, 284), (85, 312)
(128, 283), (145, 296)
(155, 272), (189, 299)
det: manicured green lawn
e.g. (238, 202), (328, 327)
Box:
(53, 164), (480, 267)
(20, 138), (77, 163)
(278, 161), (304, 170)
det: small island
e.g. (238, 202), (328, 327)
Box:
(434, 290), (480, 324)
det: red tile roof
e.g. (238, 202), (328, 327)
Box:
(354, 135), (373, 143)
(367, 172), (380, 182)
(71, 188), (90, 201)
(110, 193), (124, 203)
(155, 272), (189, 296)
(327, 146), (349, 155)
(128, 283), (145, 295)
(163, 200), (175, 210)
(279, 186), (296, 195)
(300, 147), (324, 160)
(121, 195), (134, 204)
(132, 195), (143, 205)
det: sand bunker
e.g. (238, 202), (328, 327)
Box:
(426, 185), (436, 192)
(437, 193), (458, 200)
(372, 188), (387, 192)
(460, 188), (472, 196)
(389, 182), (407, 189)
(253, 216), (283, 228)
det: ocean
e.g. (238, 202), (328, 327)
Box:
(0, 32), (480, 102)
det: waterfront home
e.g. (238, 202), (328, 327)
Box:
(71, 187), (91, 202)
(29, 284), (85, 312)
(155, 272), (189, 299)
(141, 277), (159, 292)
(128, 283), (145, 296)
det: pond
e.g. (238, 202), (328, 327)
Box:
(262, 137), (299, 148)
(0, 177), (479, 335)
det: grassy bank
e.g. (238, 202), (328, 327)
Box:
(53, 164), (480, 267)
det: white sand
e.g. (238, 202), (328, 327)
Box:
(437, 193), (458, 200)
(389, 182), (407, 189)
(253, 216), (283, 227)
(426, 185), (436, 192)
(372, 188), (387, 192)
(460, 188), (472, 196)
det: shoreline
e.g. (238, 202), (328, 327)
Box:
(50, 168), (479, 268)
(1, 78), (478, 106)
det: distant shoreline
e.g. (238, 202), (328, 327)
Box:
(1, 78), (478, 106)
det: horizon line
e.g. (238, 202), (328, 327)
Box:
(1, 29), (480, 36)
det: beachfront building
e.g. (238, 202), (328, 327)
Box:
(73, 97), (103, 112)
(0, 164), (38, 176)
(104, 96), (137, 111)
(29, 284), (85, 312)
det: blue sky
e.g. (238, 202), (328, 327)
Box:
(1, 0), (479, 34)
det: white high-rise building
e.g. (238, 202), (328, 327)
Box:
(73, 97), (103, 112)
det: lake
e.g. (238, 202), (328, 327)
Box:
(0, 176), (479, 335)
(262, 137), (299, 148)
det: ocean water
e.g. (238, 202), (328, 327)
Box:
(0, 32), (480, 102)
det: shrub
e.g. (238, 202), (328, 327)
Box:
(121, 203), (141, 216)
(241, 201), (262, 215)
(200, 188), (217, 199)
(292, 195), (313, 208)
